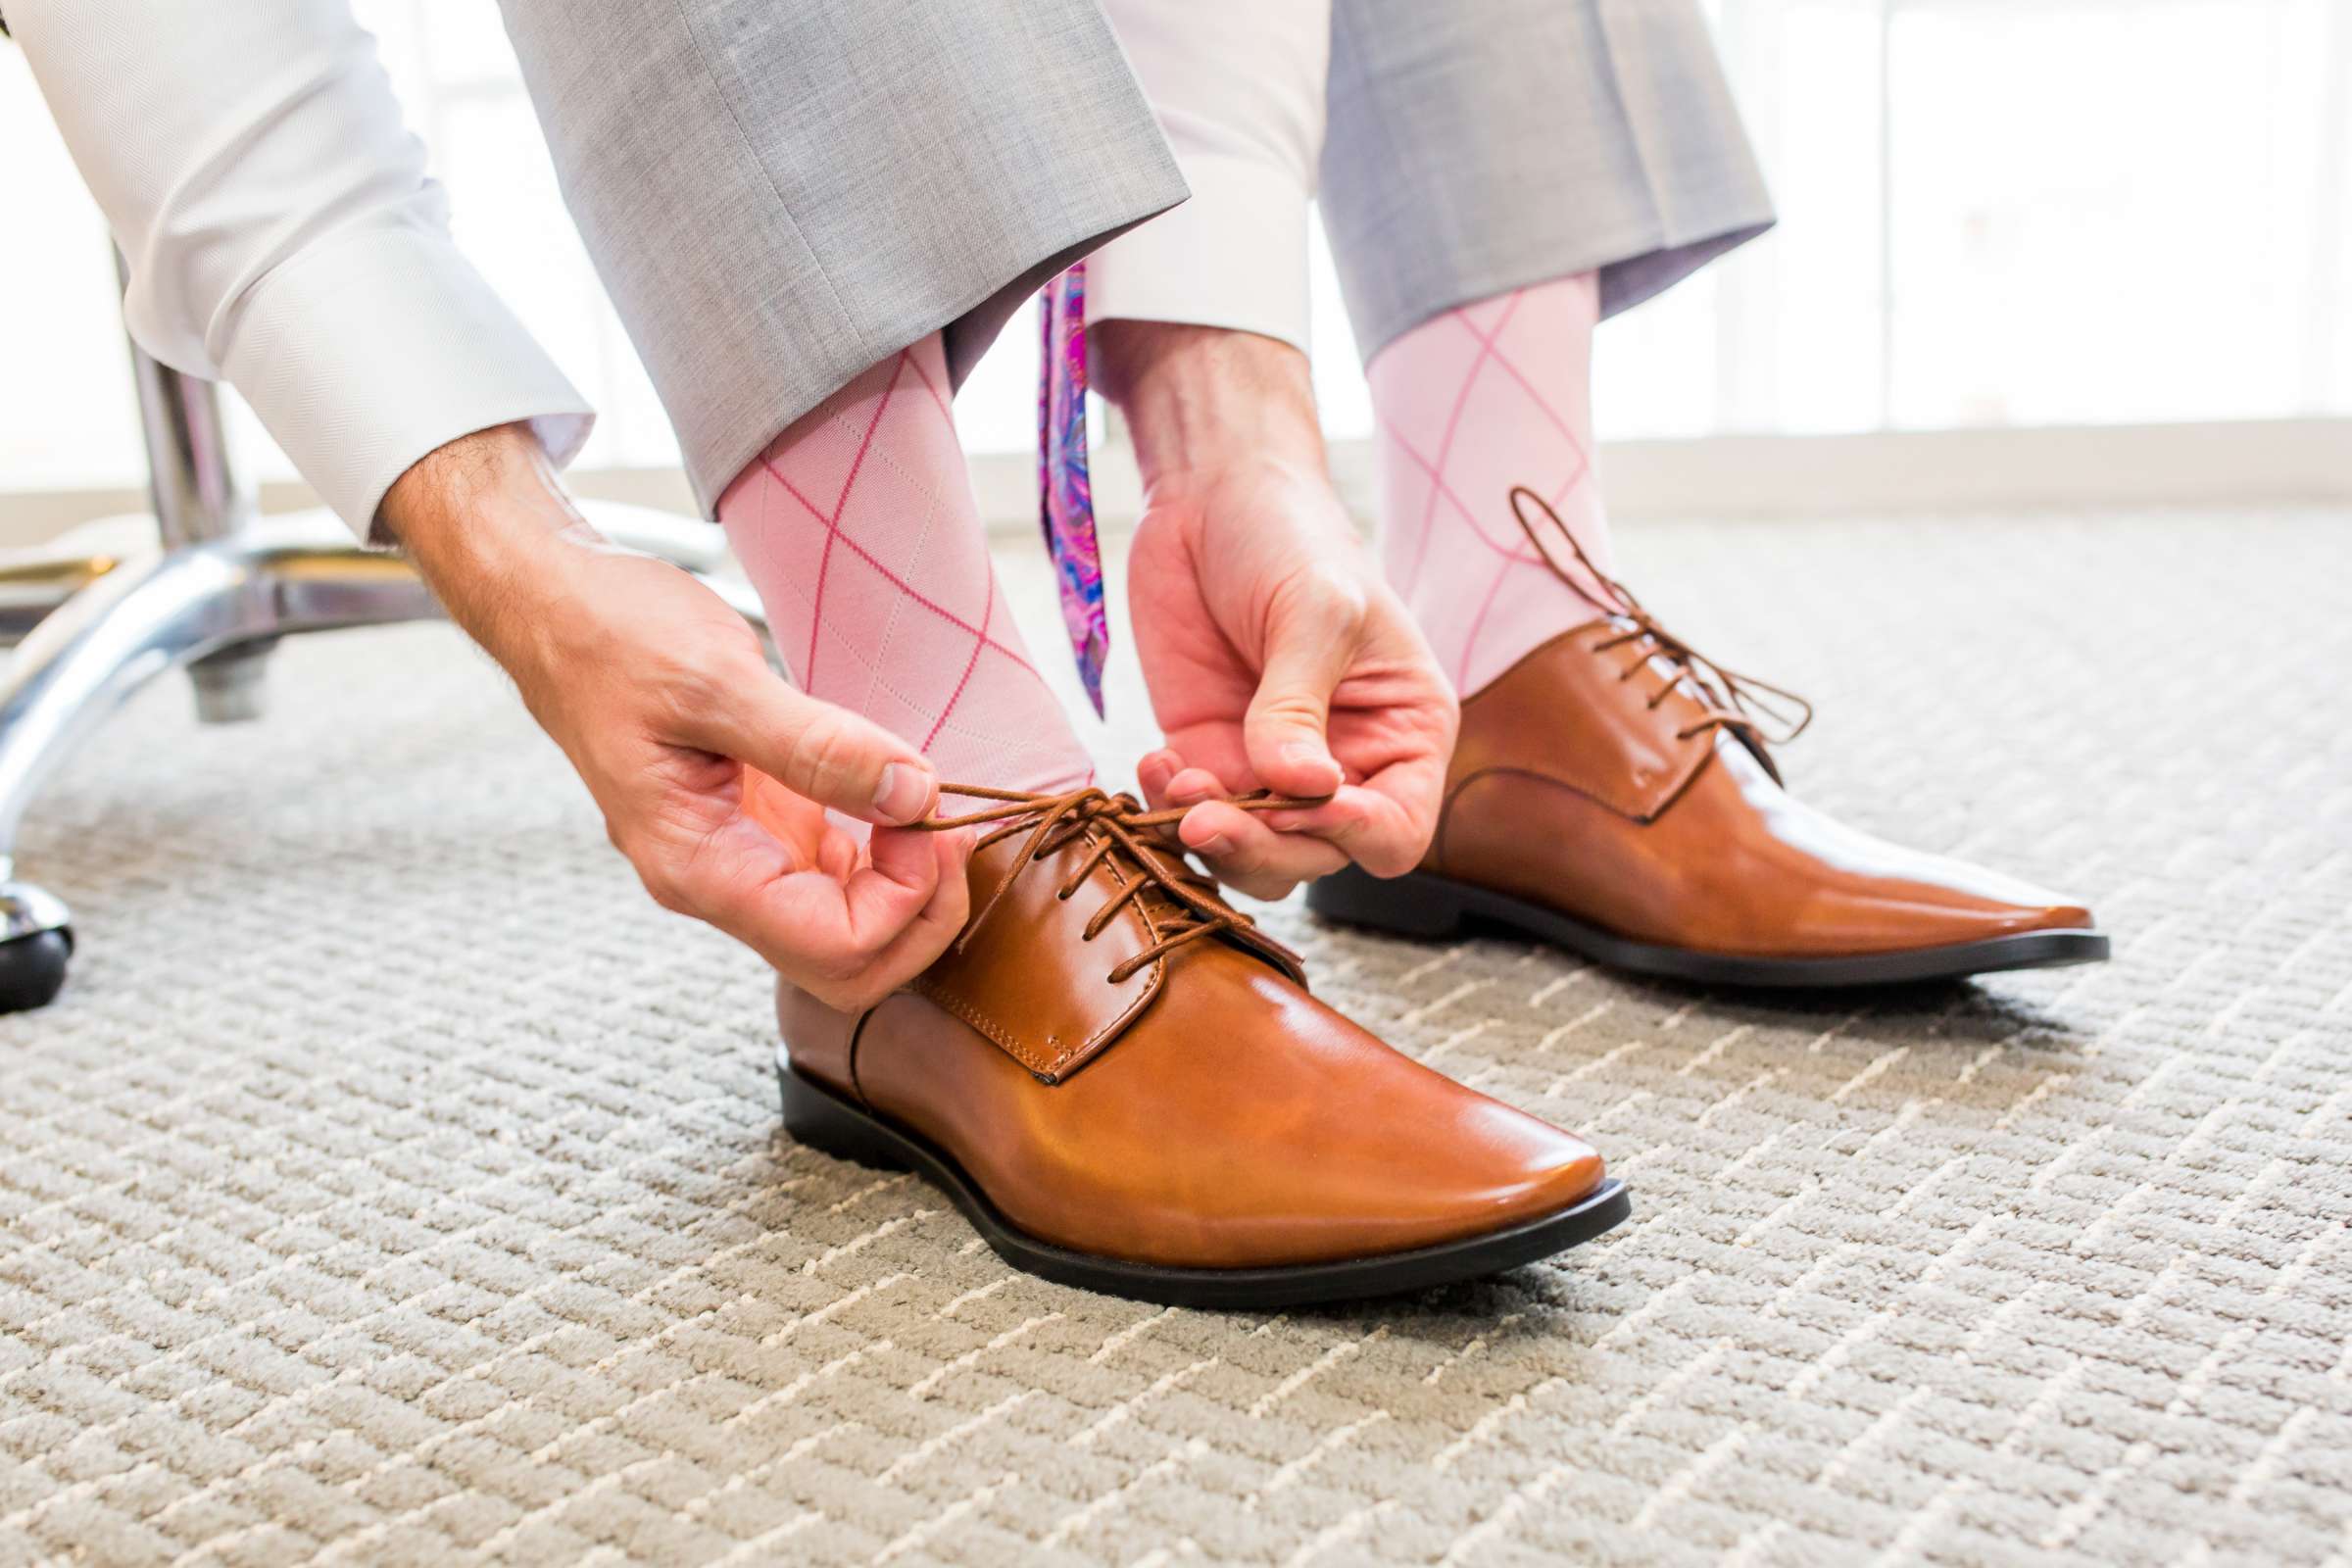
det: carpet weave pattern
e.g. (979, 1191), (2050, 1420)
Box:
(1, 510), (2346, 1566)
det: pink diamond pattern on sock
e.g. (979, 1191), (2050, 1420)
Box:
(717, 334), (1093, 796)
(1369, 271), (1618, 698)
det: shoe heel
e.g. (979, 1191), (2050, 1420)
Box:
(778, 1064), (908, 1172)
(1305, 864), (1468, 940)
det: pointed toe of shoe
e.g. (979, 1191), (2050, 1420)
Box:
(1883, 889), (2097, 947)
(1538, 1133), (1609, 1208)
(1910, 853), (2096, 938)
(1889, 874), (2101, 948)
(1439, 1099), (1610, 1236)
(1498, 1137), (1609, 1229)
(2030, 894), (2097, 934)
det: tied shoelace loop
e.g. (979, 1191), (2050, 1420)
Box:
(1507, 486), (1814, 760)
(919, 784), (1321, 984)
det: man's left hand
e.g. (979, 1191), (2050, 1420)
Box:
(1096, 321), (1455, 902)
(1129, 462), (1455, 900)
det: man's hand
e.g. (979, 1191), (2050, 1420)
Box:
(1095, 323), (1457, 901)
(380, 425), (970, 1008)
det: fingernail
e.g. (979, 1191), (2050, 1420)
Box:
(1198, 833), (1233, 856)
(873, 762), (932, 824)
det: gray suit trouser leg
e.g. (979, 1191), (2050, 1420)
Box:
(498, 0), (1186, 516)
(1320, 0), (1775, 358)
(498, 0), (1767, 516)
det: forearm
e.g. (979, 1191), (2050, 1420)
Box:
(1091, 321), (1327, 481)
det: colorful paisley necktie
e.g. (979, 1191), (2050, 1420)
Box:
(1038, 262), (1108, 715)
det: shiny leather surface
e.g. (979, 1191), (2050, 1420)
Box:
(911, 830), (1171, 1083)
(1432, 624), (2096, 957)
(783, 832), (1606, 1269)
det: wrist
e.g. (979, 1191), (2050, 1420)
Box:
(378, 423), (596, 677)
(1090, 320), (1326, 483)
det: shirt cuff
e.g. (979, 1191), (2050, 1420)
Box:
(1083, 152), (1312, 356)
(216, 221), (595, 543)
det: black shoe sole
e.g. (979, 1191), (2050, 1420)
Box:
(1306, 863), (2111, 990)
(777, 1060), (1631, 1309)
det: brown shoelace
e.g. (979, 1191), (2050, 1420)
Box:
(919, 784), (1320, 983)
(1507, 485), (1813, 760)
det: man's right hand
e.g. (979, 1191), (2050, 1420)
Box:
(380, 424), (971, 1010)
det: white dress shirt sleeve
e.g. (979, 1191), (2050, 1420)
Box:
(1088, 0), (1332, 355)
(9, 1), (594, 540)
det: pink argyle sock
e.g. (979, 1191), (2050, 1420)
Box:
(716, 334), (1092, 797)
(1368, 271), (1617, 698)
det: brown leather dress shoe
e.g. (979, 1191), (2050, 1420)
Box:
(775, 785), (1627, 1307)
(1308, 489), (2108, 988)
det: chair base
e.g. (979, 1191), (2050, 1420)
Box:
(0, 502), (764, 1014)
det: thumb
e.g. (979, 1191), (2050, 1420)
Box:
(683, 669), (937, 825)
(1244, 574), (1359, 798)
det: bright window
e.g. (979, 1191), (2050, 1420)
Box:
(2, 0), (2346, 493)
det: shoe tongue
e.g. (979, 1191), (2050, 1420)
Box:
(921, 820), (1305, 1086)
(1113, 827), (1254, 948)
(1126, 829), (1309, 986)
(921, 827), (1170, 1085)
(1120, 825), (1206, 918)
(1461, 621), (1720, 822)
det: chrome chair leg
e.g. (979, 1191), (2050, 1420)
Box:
(0, 498), (757, 647)
(0, 542), (309, 1008)
(0, 504), (763, 1011)
(0, 552), (123, 646)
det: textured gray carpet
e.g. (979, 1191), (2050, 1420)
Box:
(1, 509), (2347, 1567)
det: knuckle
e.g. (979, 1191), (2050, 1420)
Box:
(808, 940), (870, 985)
(811, 971), (890, 1012)
(1280, 565), (1369, 634)
(845, 975), (897, 1011)
(649, 657), (726, 729)
(647, 642), (766, 734)
(1366, 823), (1434, 876)
(1219, 851), (1268, 882)
(782, 712), (861, 801)
(710, 634), (772, 680)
